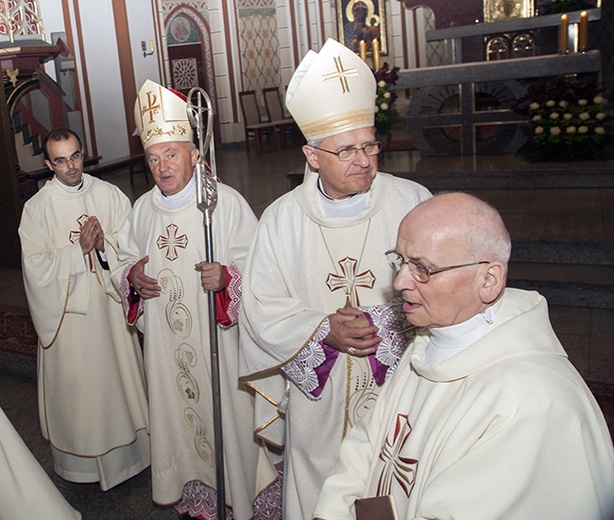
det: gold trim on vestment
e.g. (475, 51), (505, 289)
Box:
(92, 251), (103, 288)
(243, 380), (280, 408)
(40, 275), (72, 350)
(47, 426), (150, 458)
(256, 412), (283, 434)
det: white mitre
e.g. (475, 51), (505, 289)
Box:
(286, 38), (376, 141)
(134, 79), (193, 150)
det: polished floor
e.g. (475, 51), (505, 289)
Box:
(1, 137), (613, 518)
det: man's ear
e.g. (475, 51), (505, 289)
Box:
(480, 261), (506, 304)
(191, 147), (199, 167)
(302, 145), (320, 171)
(44, 160), (54, 172)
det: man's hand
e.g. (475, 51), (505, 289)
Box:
(129, 256), (161, 300)
(79, 216), (104, 254)
(195, 261), (225, 292)
(324, 306), (380, 357)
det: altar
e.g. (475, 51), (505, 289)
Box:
(393, 4), (604, 155)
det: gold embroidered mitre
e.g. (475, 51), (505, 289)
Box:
(134, 79), (193, 150)
(286, 38), (376, 141)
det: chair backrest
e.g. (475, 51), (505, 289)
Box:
(239, 91), (263, 126)
(263, 87), (285, 121)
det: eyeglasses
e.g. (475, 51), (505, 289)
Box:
(310, 142), (382, 162)
(385, 250), (490, 283)
(50, 151), (83, 167)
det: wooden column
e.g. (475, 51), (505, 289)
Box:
(0, 65), (23, 269)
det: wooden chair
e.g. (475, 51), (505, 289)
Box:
(239, 90), (277, 153)
(263, 87), (300, 147)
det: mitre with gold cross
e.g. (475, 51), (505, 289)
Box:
(134, 79), (193, 150)
(286, 38), (376, 141)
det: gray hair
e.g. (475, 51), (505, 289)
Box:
(307, 138), (325, 148)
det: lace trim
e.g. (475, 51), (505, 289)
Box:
(281, 319), (330, 396)
(281, 298), (415, 397)
(225, 263), (242, 328)
(175, 463), (283, 520)
(368, 297), (416, 382)
(120, 262), (143, 325)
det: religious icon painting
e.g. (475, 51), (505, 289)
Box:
(338, 0), (388, 56)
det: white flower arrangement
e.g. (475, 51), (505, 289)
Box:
(518, 79), (610, 161)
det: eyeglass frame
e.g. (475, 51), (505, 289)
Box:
(385, 249), (490, 283)
(310, 141), (382, 162)
(49, 150), (84, 168)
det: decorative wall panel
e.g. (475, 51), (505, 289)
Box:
(238, 6), (280, 101)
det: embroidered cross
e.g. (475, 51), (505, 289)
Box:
(322, 55), (358, 93)
(377, 414), (418, 498)
(68, 214), (90, 244)
(326, 256), (375, 306)
(157, 223), (188, 261)
(142, 90), (161, 124)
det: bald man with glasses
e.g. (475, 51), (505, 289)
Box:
(18, 128), (150, 491)
(314, 192), (614, 520)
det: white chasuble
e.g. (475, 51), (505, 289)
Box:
(314, 289), (614, 520)
(239, 170), (432, 519)
(18, 174), (150, 490)
(0, 406), (81, 519)
(115, 182), (276, 516)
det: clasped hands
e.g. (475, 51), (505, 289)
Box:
(79, 216), (104, 254)
(324, 307), (380, 358)
(128, 256), (225, 300)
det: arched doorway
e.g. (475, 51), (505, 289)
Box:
(165, 8), (220, 140)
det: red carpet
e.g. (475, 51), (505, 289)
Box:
(0, 304), (37, 358)
(0, 304), (37, 379)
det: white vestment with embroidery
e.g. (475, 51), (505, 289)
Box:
(114, 181), (277, 516)
(19, 174), (150, 490)
(239, 170), (432, 519)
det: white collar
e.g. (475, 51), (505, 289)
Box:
(425, 298), (503, 365)
(56, 177), (83, 192)
(160, 174), (195, 209)
(317, 176), (368, 217)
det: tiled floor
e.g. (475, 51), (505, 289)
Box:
(1, 140), (613, 518)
